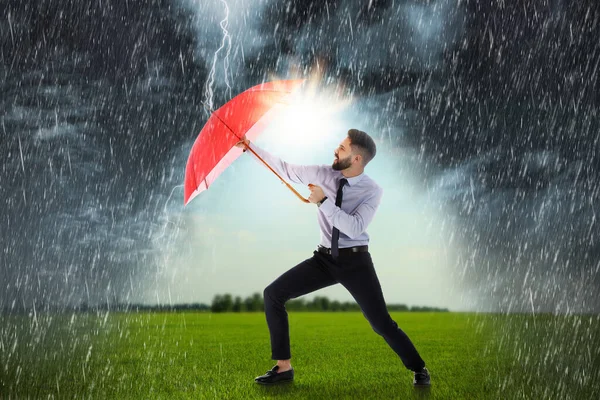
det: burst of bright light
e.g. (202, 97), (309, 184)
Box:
(262, 67), (353, 153)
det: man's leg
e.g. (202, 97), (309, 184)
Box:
(336, 253), (426, 371)
(264, 252), (337, 362)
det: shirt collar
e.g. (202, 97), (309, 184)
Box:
(338, 171), (365, 186)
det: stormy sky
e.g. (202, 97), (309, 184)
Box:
(1, 0), (598, 313)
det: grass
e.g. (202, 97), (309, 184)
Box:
(1, 311), (599, 399)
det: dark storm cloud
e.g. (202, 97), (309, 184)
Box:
(1, 0), (208, 309)
(249, 0), (465, 89)
(422, 0), (600, 312)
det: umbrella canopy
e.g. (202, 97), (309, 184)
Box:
(184, 79), (305, 205)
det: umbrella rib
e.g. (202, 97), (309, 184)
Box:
(212, 113), (240, 139)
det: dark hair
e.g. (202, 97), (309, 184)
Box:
(347, 129), (377, 165)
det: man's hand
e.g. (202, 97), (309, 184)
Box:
(308, 184), (326, 204)
(235, 135), (250, 149)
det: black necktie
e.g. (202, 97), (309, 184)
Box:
(331, 178), (348, 258)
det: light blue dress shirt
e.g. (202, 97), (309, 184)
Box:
(247, 142), (384, 249)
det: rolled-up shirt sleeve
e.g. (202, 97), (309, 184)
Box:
(319, 187), (383, 239)
(246, 142), (323, 186)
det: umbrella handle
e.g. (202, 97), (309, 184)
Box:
(243, 144), (311, 203)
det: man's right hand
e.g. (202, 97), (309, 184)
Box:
(235, 135), (250, 149)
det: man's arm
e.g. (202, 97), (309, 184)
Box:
(245, 141), (323, 186)
(318, 188), (383, 239)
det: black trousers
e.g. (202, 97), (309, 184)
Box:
(263, 249), (426, 371)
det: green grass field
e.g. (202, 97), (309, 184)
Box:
(1, 312), (599, 399)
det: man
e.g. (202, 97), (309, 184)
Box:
(235, 129), (430, 387)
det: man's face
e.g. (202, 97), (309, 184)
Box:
(332, 137), (354, 171)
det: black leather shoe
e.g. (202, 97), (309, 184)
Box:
(254, 365), (294, 385)
(413, 367), (431, 387)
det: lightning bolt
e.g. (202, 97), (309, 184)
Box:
(154, 184), (184, 243)
(148, 0), (235, 299)
(204, 0), (233, 114)
(150, 183), (187, 292)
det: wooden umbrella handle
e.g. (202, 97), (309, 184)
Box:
(243, 143), (310, 203)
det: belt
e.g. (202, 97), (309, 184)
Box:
(317, 245), (368, 256)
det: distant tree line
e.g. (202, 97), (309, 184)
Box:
(210, 293), (449, 313)
(1, 294), (448, 315)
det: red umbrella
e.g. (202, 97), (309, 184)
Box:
(184, 79), (308, 206)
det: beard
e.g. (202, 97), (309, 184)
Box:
(332, 154), (352, 171)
